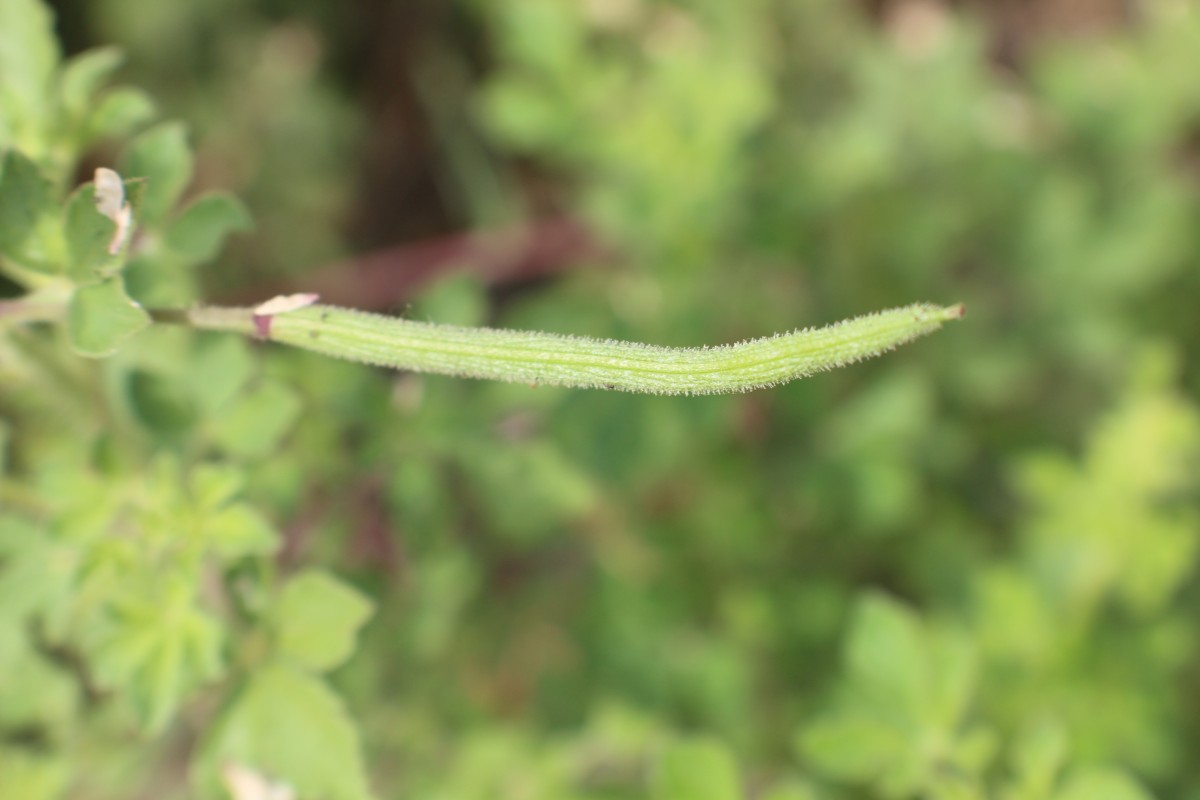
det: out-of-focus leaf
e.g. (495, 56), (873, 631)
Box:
(760, 783), (819, 800)
(273, 570), (374, 673)
(1053, 769), (1153, 800)
(63, 182), (120, 281)
(411, 274), (488, 328)
(127, 369), (198, 438)
(85, 86), (156, 142)
(1015, 377), (1200, 618)
(0, 516), (76, 627)
(120, 122), (192, 225)
(1005, 719), (1068, 800)
(0, 645), (77, 732)
(186, 333), (255, 414)
(491, 0), (583, 72)
(210, 380), (302, 459)
(67, 278), (150, 357)
(0, 0), (59, 148)
(845, 593), (927, 719)
(0, 748), (68, 800)
(189, 463), (245, 511)
(200, 662), (376, 800)
(653, 739), (741, 800)
(59, 47), (124, 119)
(206, 503), (279, 561)
(479, 78), (567, 152)
(455, 441), (598, 546)
(0, 149), (62, 272)
(89, 580), (225, 733)
(799, 713), (907, 784)
(165, 192), (252, 265)
(799, 593), (983, 797)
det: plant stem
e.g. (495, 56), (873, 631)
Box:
(0, 282), (74, 325)
(151, 302), (964, 395)
(0, 300), (66, 324)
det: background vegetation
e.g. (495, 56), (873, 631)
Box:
(3, 0), (1200, 798)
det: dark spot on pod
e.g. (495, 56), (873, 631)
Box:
(320, 311), (330, 322)
(309, 330), (320, 339)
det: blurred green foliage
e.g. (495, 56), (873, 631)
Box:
(3, 0), (1200, 798)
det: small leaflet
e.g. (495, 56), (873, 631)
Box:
(93, 167), (133, 255)
(222, 763), (296, 800)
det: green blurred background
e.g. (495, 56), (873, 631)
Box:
(38, 0), (1200, 797)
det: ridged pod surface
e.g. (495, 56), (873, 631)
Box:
(174, 302), (964, 395)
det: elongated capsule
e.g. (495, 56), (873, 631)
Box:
(168, 302), (964, 396)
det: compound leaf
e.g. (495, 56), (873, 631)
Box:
(89, 582), (225, 733)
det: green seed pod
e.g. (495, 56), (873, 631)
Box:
(172, 301), (964, 396)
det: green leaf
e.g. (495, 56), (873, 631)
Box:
(127, 369), (199, 439)
(0, 644), (78, 732)
(760, 783), (818, 800)
(59, 47), (124, 119)
(653, 739), (742, 800)
(273, 570), (374, 673)
(67, 278), (150, 357)
(189, 463), (245, 511)
(199, 662), (376, 800)
(457, 440), (598, 546)
(0, 516), (76, 627)
(0, 149), (62, 273)
(412, 273), (488, 327)
(799, 713), (907, 783)
(85, 86), (156, 142)
(210, 379), (302, 459)
(206, 503), (279, 561)
(0, 747), (69, 800)
(799, 593), (984, 797)
(479, 77), (566, 152)
(120, 122), (192, 225)
(1053, 769), (1153, 800)
(121, 175), (148, 222)
(165, 192), (251, 265)
(187, 333), (254, 414)
(0, 0), (59, 145)
(63, 182), (120, 281)
(846, 593), (926, 719)
(925, 625), (977, 731)
(1016, 380), (1200, 617)
(1009, 719), (1068, 798)
(89, 581), (225, 733)
(122, 251), (194, 308)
